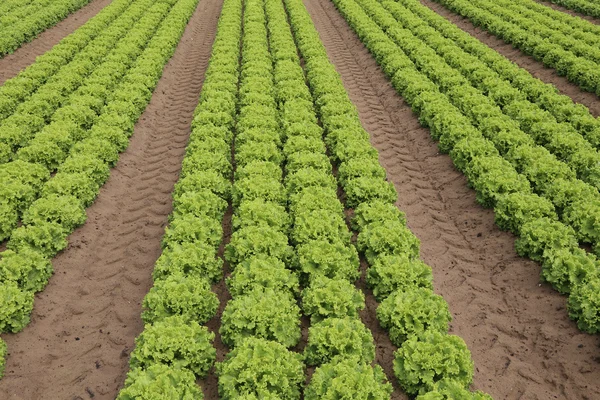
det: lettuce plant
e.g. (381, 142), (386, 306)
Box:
(304, 317), (375, 366)
(216, 337), (304, 399)
(141, 274), (218, 325)
(377, 288), (451, 346)
(152, 242), (223, 283)
(394, 331), (474, 395)
(129, 316), (216, 378)
(117, 363), (204, 400)
(305, 356), (393, 400)
(219, 288), (301, 348)
(302, 276), (364, 323)
(367, 254), (433, 302)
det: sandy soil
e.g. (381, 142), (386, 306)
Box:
(303, 0), (600, 398)
(0, 0), (113, 85)
(0, 0), (223, 397)
(421, 0), (600, 118)
(1, 0), (600, 398)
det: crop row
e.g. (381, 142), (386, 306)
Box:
(546, 0), (600, 18)
(216, 0), (308, 395)
(0, 0), (136, 124)
(117, 0), (243, 396)
(0, 0), (200, 378)
(330, 0), (600, 334)
(266, 0), (394, 396)
(283, 0), (491, 397)
(0, 0), (154, 167)
(396, 0), (600, 151)
(361, 1), (600, 255)
(431, 0), (600, 95)
(0, 0), (93, 57)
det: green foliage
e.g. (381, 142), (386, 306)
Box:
(172, 190), (228, 221)
(0, 337), (6, 379)
(153, 242), (222, 284)
(8, 221), (68, 258)
(42, 172), (100, 207)
(563, 199), (600, 244)
(394, 331), (474, 395)
(216, 337), (305, 399)
(285, 168), (337, 196)
(304, 317), (375, 366)
(0, 204), (18, 242)
(174, 171), (231, 201)
(286, 151), (331, 175)
(117, 364), (204, 400)
(344, 177), (398, 208)
(289, 186), (343, 216)
(162, 215), (223, 250)
(129, 316), (216, 378)
(0, 281), (34, 333)
(377, 288), (451, 346)
(0, 249), (53, 293)
(466, 156), (531, 208)
(338, 157), (387, 186)
(302, 276), (364, 323)
(142, 274), (218, 325)
(235, 160), (282, 181)
(515, 217), (578, 262)
(294, 239), (360, 282)
(22, 194), (87, 234)
(541, 247), (598, 294)
(58, 154), (110, 186)
(226, 255), (299, 298)
(568, 277), (600, 334)
(232, 175), (286, 207)
(367, 254), (433, 302)
(232, 199), (290, 233)
(225, 225), (294, 267)
(291, 209), (351, 245)
(494, 192), (556, 234)
(220, 288), (301, 348)
(416, 379), (493, 400)
(351, 200), (406, 232)
(357, 220), (420, 264)
(305, 356), (393, 400)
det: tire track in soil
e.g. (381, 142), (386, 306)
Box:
(0, 0), (114, 85)
(531, 0), (600, 26)
(301, 0), (600, 398)
(420, 0), (600, 118)
(0, 0), (223, 398)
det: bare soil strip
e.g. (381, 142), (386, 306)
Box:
(420, 0), (600, 119)
(0, 0), (223, 397)
(302, 0), (600, 398)
(0, 0), (113, 86)
(532, 0), (600, 25)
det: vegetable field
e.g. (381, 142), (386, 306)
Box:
(0, 0), (599, 398)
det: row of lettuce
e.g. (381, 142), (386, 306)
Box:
(367, 2), (600, 255)
(0, 0), (93, 57)
(118, 0), (491, 397)
(329, 0), (600, 334)
(546, 0), (600, 18)
(117, 0), (244, 394)
(285, 0), (490, 397)
(431, 0), (600, 96)
(0, 0), (201, 379)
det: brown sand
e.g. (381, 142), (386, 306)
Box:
(0, 0), (223, 397)
(302, 0), (600, 398)
(421, 0), (600, 118)
(0, 0), (113, 85)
